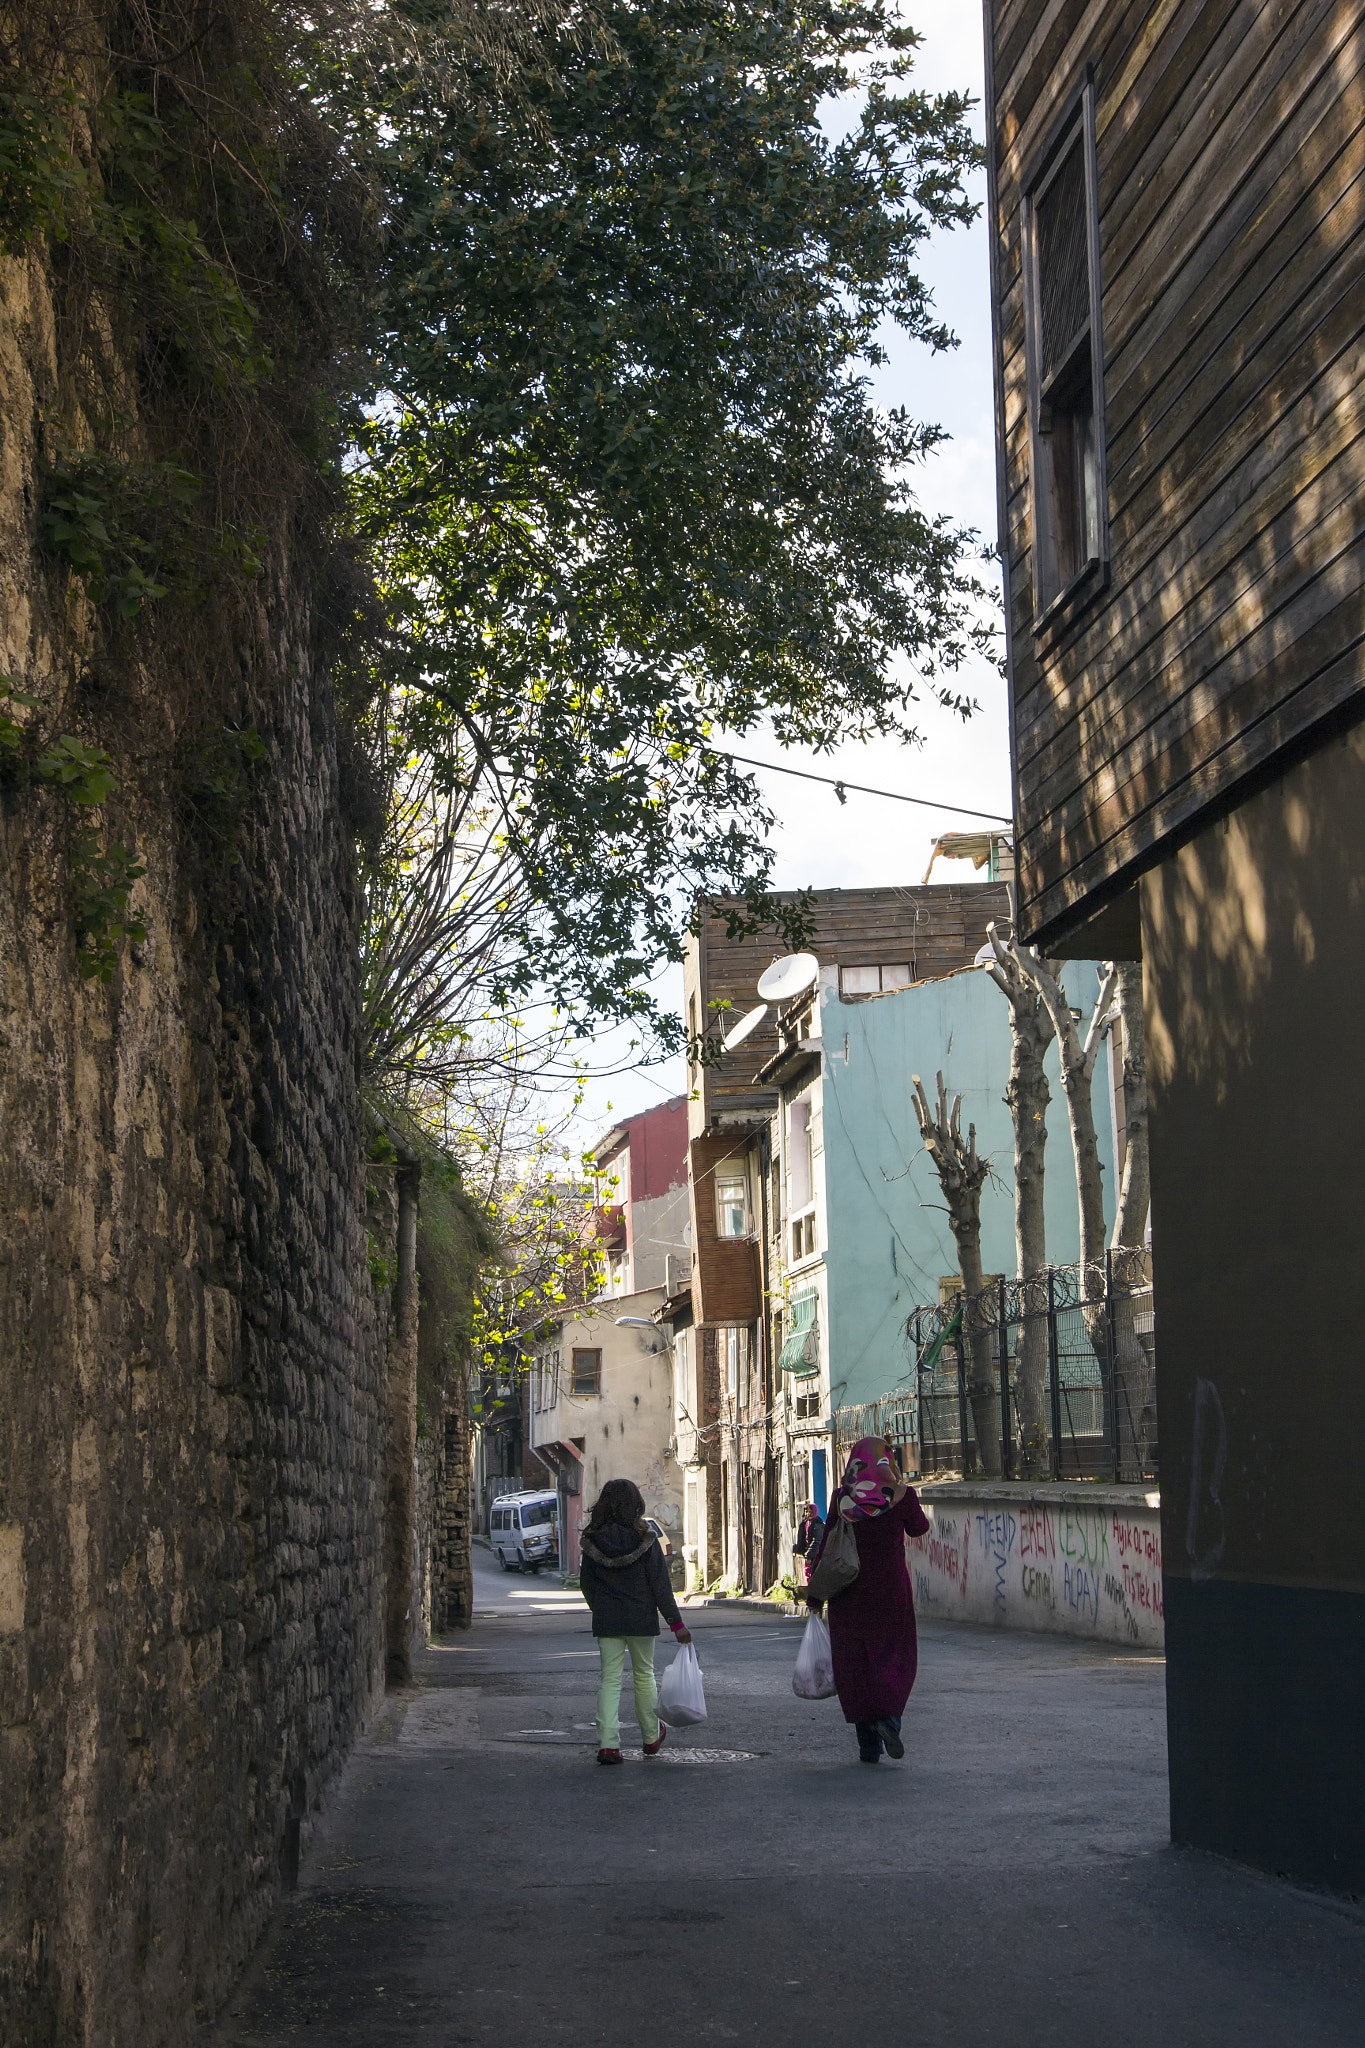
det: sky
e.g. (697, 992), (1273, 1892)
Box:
(551, 4), (1010, 1154)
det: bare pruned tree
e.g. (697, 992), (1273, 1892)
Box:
(992, 943), (1117, 1282)
(984, 920), (1057, 1475)
(911, 1070), (1001, 1479)
(991, 934), (1158, 1478)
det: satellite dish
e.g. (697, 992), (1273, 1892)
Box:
(722, 1003), (769, 1053)
(756, 951), (820, 1004)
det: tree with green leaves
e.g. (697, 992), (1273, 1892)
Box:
(340, 0), (993, 1044)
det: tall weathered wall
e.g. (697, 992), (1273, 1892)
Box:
(0, 242), (388, 2039)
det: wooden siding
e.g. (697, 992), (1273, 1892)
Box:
(684, 883), (1011, 1134)
(989, 0), (1365, 943)
(688, 1135), (761, 1327)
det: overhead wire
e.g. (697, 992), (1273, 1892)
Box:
(720, 751), (1014, 823)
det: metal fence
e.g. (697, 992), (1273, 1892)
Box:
(838, 1248), (1157, 1485)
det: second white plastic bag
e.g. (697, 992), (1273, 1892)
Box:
(658, 1642), (708, 1726)
(792, 1613), (837, 1699)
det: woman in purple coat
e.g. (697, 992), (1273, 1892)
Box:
(806, 1437), (930, 1764)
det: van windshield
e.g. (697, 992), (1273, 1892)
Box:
(522, 1502), (556, 1526)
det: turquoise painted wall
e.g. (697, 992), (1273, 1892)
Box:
(819, 963), (1118, 1415)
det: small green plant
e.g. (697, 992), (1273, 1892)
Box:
(367, 1226), (397, 1292)
(35, 733), (118, 806)
(0, 679), (40, 763)
(42, 452), (202, 620)
(70, 833), (147, 983)
(0, 86), (82, 250)
(2, 678), (147, 982)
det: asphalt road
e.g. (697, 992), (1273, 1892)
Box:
(210, 1547), (1365, 2047)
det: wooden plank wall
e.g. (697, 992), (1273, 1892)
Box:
(687, 883), (1011, 1130)
(989, 0), (1365, 942)
(688, 1134), (761, 1327)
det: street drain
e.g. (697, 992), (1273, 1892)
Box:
(626, 1748), (761, 1763)
(496, 1735), (761, 1761)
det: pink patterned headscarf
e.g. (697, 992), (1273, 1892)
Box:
(838, 1437), (898, 1520)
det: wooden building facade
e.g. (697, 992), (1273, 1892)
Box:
(985, 0), (1365, 1887)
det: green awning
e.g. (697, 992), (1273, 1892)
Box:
(917, 1305), (963, 1378)
(779, 1290), (819, 1377)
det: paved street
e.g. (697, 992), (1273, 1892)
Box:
(211, 1549), (1365, 2047)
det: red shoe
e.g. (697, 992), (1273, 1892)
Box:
(643, 1726), (667, 1756)
(596, 1747), (624, 1766)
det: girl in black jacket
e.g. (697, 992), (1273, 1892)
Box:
(579, 1479), (691, 1764)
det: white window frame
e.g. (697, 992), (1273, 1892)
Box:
(787, 1092), (817, 1266)
(715, 1166), (752, 1240)
(839, 963), (914, 998)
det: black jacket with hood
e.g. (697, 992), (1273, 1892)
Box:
(578, 1520), (683, 1638)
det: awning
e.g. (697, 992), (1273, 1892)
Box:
(917, 1305), (963, 1377)
(779, 1290), (820, 1377)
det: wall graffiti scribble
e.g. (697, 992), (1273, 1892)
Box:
(911, 1491), (1163, 1649)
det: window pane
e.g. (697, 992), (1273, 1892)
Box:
(1036, 137), (1088, 378)
(571, 1348), (601, 1394)
(881, 963), (913, 990)
(790, 1097), (813, 1211)
(716, 1173), (748, 1238)
(840, 964), (880, 995)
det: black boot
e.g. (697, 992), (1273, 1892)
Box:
(855, 1720), (882, 1763)
(874, 1716), (904, 1760)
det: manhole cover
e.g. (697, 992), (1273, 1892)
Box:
(494, 1736), (761, 1761)
(626, 1748), (761, 1763)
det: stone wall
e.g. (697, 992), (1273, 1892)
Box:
(0, 243), (389, 2040)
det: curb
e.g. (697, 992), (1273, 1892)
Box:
(683, 1595), (806, 1618)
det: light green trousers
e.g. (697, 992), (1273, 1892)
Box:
(596, 1635), (660, 1749)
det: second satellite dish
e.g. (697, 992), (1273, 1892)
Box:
(756, 951), (820, 1004)
(721, 1004), (769, 1053)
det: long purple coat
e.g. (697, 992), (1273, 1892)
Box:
(812, 1487), (930, 1724)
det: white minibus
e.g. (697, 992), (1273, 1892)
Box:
(489, 1489), (559, 1572)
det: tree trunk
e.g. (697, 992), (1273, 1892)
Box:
(996, 948), (1117, 1468)
(986, 924), (1057, 1477)
(1006, 1015), (1052, 1476)
(912, 1071), (1001, 1478)
(953, 1224), (1001, 1479)
(1111, 963), (1150, 1251)
(1109, 962), (1152, 1478)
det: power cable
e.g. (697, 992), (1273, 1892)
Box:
(720, 752), (1013, 824)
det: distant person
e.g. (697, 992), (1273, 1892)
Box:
(804, 1438), (930, 1764)
(579, 1478), (692, 1766)
(793, 1501), (824, 1582)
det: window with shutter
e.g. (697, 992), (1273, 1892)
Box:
(1022, 82), (1107, 619)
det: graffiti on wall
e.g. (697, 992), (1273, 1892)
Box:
(911, 1495), (1163, 1649)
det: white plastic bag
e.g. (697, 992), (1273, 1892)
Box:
(658, 1642), (708, 1726)
(792, 1613), (837, 1699)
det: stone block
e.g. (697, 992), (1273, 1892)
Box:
(0, 1525), (24, 1633)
